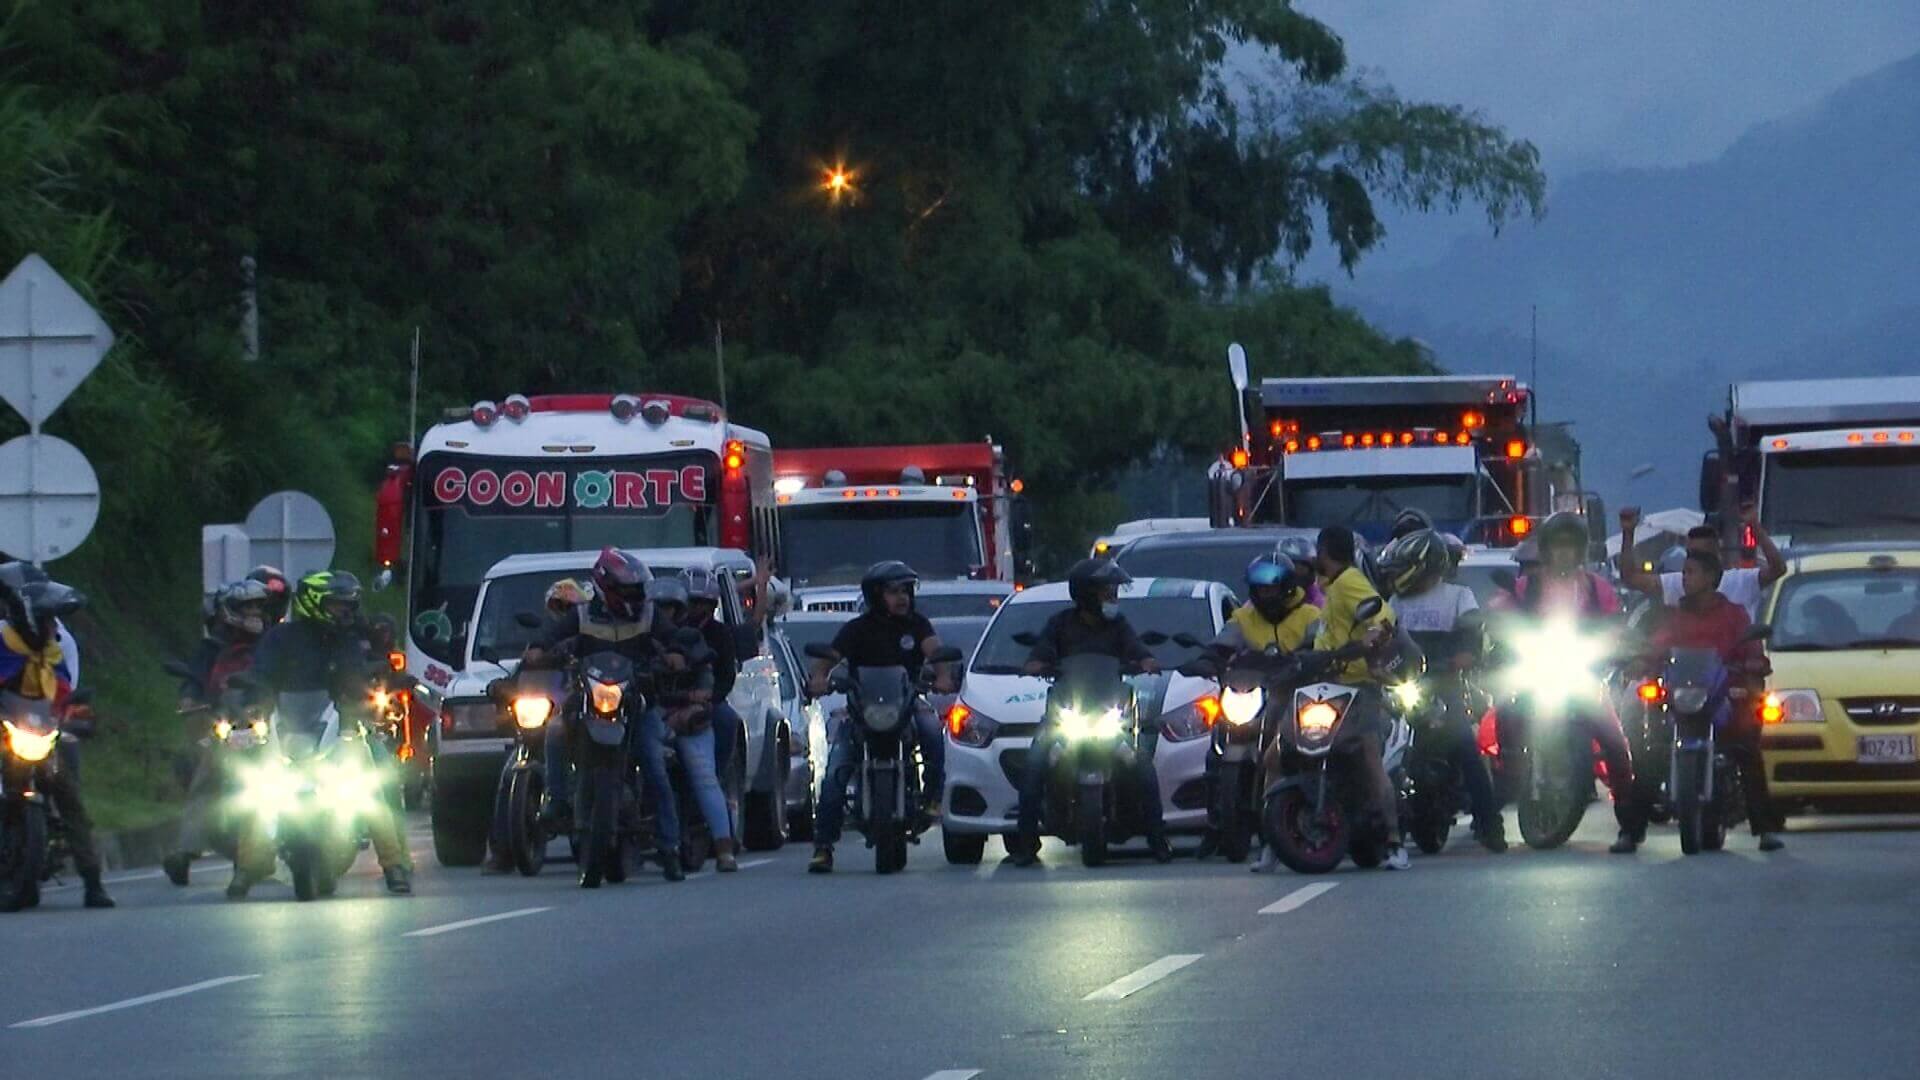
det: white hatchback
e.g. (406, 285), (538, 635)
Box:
(939, 577), (1237, 863)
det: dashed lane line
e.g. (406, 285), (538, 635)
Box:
(1082, 954), (1203, 1002)
(1258, 881), (1339, 915)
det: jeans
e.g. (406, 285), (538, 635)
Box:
(543, 713), (573, 808)
(710, 703), (744, 842)
(1015, 723), (1165, 844)
(1450, 732), (1501, 830)
(636, 709), (730, 851)
(813, 703), (941, 847)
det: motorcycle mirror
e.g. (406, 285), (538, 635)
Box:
(1011, 631), (1038, 648)
(1742, 623), (1772, 642)
(65, 687), (94, 707)
(1171, 632), (1201, 649)
(802, 642), (837, 660)
(514, 611), (544, 630)
(162, 659), (194, 680)
(1354, 597), (1384, 622)
(1139, 630), (1170, 646)
(929, 646), (964, 664)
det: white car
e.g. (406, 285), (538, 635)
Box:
(793, 578), (1014, 617)
(939, 577), (1238, 863)
(427, 547), (792, 866)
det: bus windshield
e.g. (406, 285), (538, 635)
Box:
(408, 452), (713, 664)
(780, 500), (982, 587)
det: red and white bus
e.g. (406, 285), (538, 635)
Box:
(374, 393), (774, 692)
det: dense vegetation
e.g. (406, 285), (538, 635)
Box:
(0, 0), (1543, 827)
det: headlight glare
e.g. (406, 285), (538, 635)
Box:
(4, 720), (56, 763)
(589, 680), (624, 716)
(513, 695), (554, 730)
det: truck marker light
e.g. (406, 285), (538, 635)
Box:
(1873, 431), (1890, 443)
(1305, 436), (1322, 451)
(1505, 439), (1526, 459)
(1361, 433), (1376, 447)
(1283, 439), (1299, 454)
(1342, 434), (1356, 448)
(1509, 516), (1532, 538)
(1771, 439), (1789, 449)
(1230, 448), (1250, 469)
(1903, 433), (1916, 443)
(1847, 433), (1864, 445)
(1462, 411), (1485, 429)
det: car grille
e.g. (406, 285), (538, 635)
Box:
(801, 599), (861, 613)
(950, 786), (988, 817)
(1170, 779), (1209, 811)
(1774, 762), (1920, 783)
(996, 722), (1041, 740)
(1840, 697), (1920, 726)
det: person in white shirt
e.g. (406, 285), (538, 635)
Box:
(1616, 506), (1787, 620)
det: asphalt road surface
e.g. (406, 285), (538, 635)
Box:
(5, 812), (1917, 1080)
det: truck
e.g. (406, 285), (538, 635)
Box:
(1206, 374), (1582, 546)
(771, 441), (1028, 595)
(1702, 376), (1920, 552)
(373, 392), (777, 699)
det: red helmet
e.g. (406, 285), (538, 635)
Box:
(590, 548), (652, 620)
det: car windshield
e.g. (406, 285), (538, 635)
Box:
(780, 501), (982, 587)
(1117, 538), (1302, 593)
(970, 596), (1215, 675)
(1769, 568), (1920, 651)
(1284, 475), (1475, 529)
(470, 570), (578, 661)
(775, 617), (853, 660)
(916, 591), (1010, 618)
(1763, 448), (1920, 540)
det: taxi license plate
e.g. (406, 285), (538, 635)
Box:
(1857, 734), (1917, 764)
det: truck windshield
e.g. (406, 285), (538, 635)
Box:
(408, 452), (712, 665)
(1284, 475), (1475, 529)
(781, 501), (982, 587)
(1763, 448), (1920, 541)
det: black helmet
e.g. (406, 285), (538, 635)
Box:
(860, 560), (920, 611)
(591, 548), (654, 621)
(0, 562), (83, 650)
(647, 576), (691, 617)
(1378, 529), (1451, 598)
(1066, 558), (1131, 613)
(292, 570), (362, 628)
(247, 565), (292, 623)
(1390, 508), (1434, 541)
(1537, 511), (1588, 557)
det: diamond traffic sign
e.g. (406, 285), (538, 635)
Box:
(0, 434), (101, 563)
(0, 255), (114, 427)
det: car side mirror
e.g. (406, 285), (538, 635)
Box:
(514, 611), (543, 630)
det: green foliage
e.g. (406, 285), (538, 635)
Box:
(0, 1), (1544, 826)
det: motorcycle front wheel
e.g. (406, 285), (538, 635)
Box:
(507, 770), (547, 876)
(1077, 782), (1108, 868)
(1217, 762), (1252, 863)
(0, 801), (48, 912)
(1674, 750), (1705, 855)
(580, 765), (621, 887)
(1264, 787), (1346, 874)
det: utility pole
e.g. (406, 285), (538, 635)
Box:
(1529, 303), (1539, 437)
(241, 255), (260, 362)
(714, 319), (728, 411)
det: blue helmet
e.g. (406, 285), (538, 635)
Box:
(1246, 554), (1291, 590)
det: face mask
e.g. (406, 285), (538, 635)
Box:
(1099, 602), (1121, 621)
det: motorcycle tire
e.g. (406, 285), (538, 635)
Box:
(1518, 793), (1585, 851)
(1349, 824), (1385, 868)
(1264, 787), (1346, 875)
(942, 830), (986, 865)
(1412, 813), (1451, 856)
(507, 770), (548, 877)
(0, 802), (48, 913)
(290, 842), (319, 902)
(581, 765), (620, 888)
(1220, 816), (1253, 864)
(1674, 750), (1705, 855)
(1077, 783), (1108, 868)
(317, 852), (340, 898)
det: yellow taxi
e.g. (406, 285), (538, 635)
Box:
(1759, 548), (1920, 811)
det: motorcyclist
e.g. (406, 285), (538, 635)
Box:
(242, 570), (413, 897)
(0, 562), (112, 908)
(1648, 549), (1784, 852)
(524, 550), (654, 835)
(1009, 558), (1172, 867)
(1311, 527), (1412, 871)
(635, 578), (735, 880)
(1487, 511), (1646, 854)
(163, 579), (273, 885)
(681, 566), (746, 845)
(806, 561), (955, 873)
(1390, 508), (1435, 541)
(247, 565), (292, 625)
(1199, 554), (1322, 869)
(484, 577), (593, 873)
(1277, 536), (1327, 608)
(1616, 504), (1787, 620)
(1378, 529), (1507, 852)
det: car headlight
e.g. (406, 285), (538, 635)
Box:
(589, 680), (624, 716)
(1669, 686), (1710, 715)
(1162, 696), (1226, 742)
(1059, 706), (1123, 741)
(1497, 618), (1613, 715)
(235, 758), (302, 822)
(1760, 689), (1822, 725)
(1390, 681), (1423, 711)
(4, 720), (57, 764)
(513, 695), (554, 730)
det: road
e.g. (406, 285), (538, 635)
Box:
(4, 812), (1918, 1080)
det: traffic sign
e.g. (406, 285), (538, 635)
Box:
(202, 524), (252, 595)
(0, 255), (114, 426)
(244, 491), (336, 581)
(0, 434), (101, 563)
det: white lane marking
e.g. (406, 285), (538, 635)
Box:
(739, 858), (773, 870)
(922, 1071), (983, 1080)
(11, 975), (261, 1029)
(402, 906), (551, 938)
(48, 859), (236, 892)
(1082, 954), (1203, 1002)
(1259, 881), (1339, 915)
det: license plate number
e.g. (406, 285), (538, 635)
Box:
(1857, 734), (1916, 764)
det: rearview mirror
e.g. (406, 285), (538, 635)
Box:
(1139, 631), (1169, 646)
(1172, 632), (1202, 649)
(1011, 632), (1038, 648)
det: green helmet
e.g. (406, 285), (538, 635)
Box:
(292, 570), (363, 627)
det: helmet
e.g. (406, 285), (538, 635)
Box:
(545, 578), (592, 613)
(681, 566), (723, 604)
(1657, 545), (1689, 575)
(1378, 530), (1451, 599)
(1245, 554), (1292, 591)
(216, 579), (274, 638)
(247, 565), (291, 623)
(1440, 533), (1467, 570)
(1390, 508), (1434, 540)
(292, 570), (362, 628)
(1245, 555), (1303, 621)
(647, 576), (691, 628)
(860, 560), (920, 611)
(590, 548), (653, 621)
(1066, 558), (1131, 613)
(0, 562), (83, 650)
(1537, 511), (1588, 556)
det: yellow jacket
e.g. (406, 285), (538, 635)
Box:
(1313, 567), (1393, 683)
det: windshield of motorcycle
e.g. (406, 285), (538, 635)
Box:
(274, 690), (335, 757)
(1663, 647), (1724, 691)
(581, 651), (635, 688)
(852, 666), (912, 708)
(516, 667), (570, 701)
(0, 691), (53, 734)
(1053, 654), (1127, 712)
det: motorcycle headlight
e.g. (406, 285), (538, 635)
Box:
(1221, 688), (1265, 728)
(213, 718), (235, 741)
(317, 758), (384, 819)
(3, 720), (56, 764)
(369, 688), (392, 714)
(251, 719), (270, 739)
(1497, 618), (1613, 715)
(235, 758), (302, 822)
(1291, 692), (1351, 752)
(1390, 681), (1423, 712)
(862, 702), (903, 733)
(513, 695), (554, 730)
(589, 680), (624, 716)
(1059, 706), (1123, 741)
(1669, 686), (1710, 715)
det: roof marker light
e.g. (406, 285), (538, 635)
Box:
(470, 400), (499, 427)
(610, 394), (641, 422)
(1771, 438), (1789, 450)
(501, 394), (531, 422)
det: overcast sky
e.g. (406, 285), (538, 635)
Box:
(1290, 1), (1920, 271)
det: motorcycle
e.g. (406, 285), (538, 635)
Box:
(1394, 611), (1490, 855)
(0, 688), (92, 911)
(1179, 643), (1301, 864)
(492, 664), (570, 877)
(804, 643), (962, 873)
(164, 660), (273, 863)
(1491, 616), (1617, 850)
(1623, 667), (1676, 826)
(1658, 642), (1763, 855)
(1257, 601), (1416, 873)
(572, 650), (641, 888)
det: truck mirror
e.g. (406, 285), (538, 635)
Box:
(1698, 451), (1723, 515)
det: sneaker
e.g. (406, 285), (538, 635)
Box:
(1609, 830), (1640, 855)
(807, 846), (833, 874)
(1475, 819), (1510, 854)
(660, 849), (686, 883)
(1758, 832), (1785, 852)
(225, 875), (252, 902)
(162, 852), (192, 887)
(83, 882), (117, 908)
(715, 840), (739, 873)
(383, 866), (414, 895)
(1383, 844), (1412, 871)
(1249, 846), (1280, 874)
